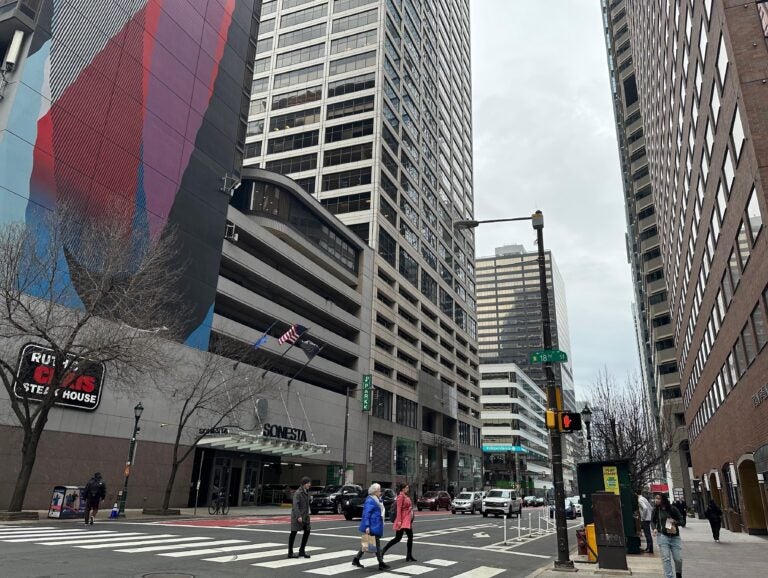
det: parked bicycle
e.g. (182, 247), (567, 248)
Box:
(208, 489), (229, 515)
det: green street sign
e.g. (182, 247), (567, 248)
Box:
(361, 374), (372, 412)
(530, 349), (568, 364)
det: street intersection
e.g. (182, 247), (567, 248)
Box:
(0, 508), (582, 577)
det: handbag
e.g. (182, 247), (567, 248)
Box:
(360, 533), (377, 552)
(665, 517), (678, 536)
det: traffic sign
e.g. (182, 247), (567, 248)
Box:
(530, 349), (568, 363)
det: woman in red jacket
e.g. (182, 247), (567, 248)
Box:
(381, 483), (416, 562)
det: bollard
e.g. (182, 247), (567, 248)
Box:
(528, 512), (532, 537)
(518, 510), (522, 540)
(503, 510), (507, 544)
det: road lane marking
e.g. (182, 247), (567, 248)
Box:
(204, 545), (323, 562)
(3, 531), (118, 542)
(116, 539), (247, 553)
(37, 533), (155, 545)
(254, 549), (359, 568)
(159, 542), (283, 557)
(424, 559), (457, 567)
(305, 554), (406, 574)
(389, 564), (436, 574)
(450, 568), (506, 578)
(0, 529), (115, 539)
(78, 536), (204, 549)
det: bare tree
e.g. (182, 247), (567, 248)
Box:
(0, 203), (185, 512)
(586, 369), (673, 492)
(157, 345), (278, 512)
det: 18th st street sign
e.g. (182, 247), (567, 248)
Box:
(530, 349), (568, 364)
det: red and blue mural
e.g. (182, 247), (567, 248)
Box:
(0, 0), (259, 347)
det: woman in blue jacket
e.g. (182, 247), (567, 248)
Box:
(351, 483), (390, 571)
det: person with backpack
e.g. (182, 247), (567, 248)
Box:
(704, 500), (723, 542)
(83, 472), (106, 525)
(381, 483), (416, 562)
(652, 493), (684, 578)
(351, 483), (390, 571)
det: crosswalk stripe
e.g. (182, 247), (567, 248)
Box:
(254, 550), (359, 569)
(77, 536), (204, 549)
(424, 560), (457, 567)
(387, 564), (435, 575)
(160, 542), (283, 558)
(0, 529), (112, 538)
(0, 527), (57, 533)
(36, 533), (150, 545)
(3, 531), (118, 543)
(305, 554), (406, 575)
(116, 539), (247, 554)
(205, 546), (323, 563)
(450, 567), (506, 578)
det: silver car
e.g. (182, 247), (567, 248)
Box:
(452, 491), (482, 515)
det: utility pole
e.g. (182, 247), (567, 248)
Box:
(342, 385), (351, 484)
(533, 211), (574, 570)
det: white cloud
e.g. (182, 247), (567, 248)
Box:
(470, 0), (639, 390)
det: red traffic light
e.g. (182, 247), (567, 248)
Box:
(560, 411), (582, 432)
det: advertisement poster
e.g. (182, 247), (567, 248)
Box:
(603, 466), (620, 495)
(48, 486), (86, 519)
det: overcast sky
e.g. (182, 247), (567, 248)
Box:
(470, 0), (639, 391)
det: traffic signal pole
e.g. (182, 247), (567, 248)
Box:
(533, 211), (574, 570)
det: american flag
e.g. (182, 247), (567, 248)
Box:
(278, 324), (308, 345)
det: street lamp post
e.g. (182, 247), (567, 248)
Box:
(581, 403), (593, 462)
(342, 385), (351, 484)
(118, 402), (144, 516)
(455, 211), (574, 570)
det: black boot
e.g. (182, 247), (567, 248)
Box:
(378, 559), (391, 571)
(351, 554), (363, 567)
(406, 552), (417, 562)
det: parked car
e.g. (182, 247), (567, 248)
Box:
(523, 496), (537, 507)
(550, 500), (577, 520)
(310, 484), (362, 515)
(341, 487), (396, 520)
(416, 490), (452, 511)
(566, 496), (582, 517)
(482, 489), (523, 518)
(452, 491), (482, 515)
(535, 497), (546, 507)
(307, 486), (325, 495)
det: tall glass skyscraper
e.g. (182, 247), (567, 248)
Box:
(244, 0), (482, 491)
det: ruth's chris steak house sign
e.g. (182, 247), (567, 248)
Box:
(14, 343), (106, 411)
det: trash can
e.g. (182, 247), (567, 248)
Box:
(48, 486), (86, 519)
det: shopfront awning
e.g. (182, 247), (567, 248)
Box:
(196, 432), (329, 459)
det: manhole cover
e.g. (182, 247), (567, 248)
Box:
(141, 574), (195, 578)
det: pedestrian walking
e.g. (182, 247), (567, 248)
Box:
(674, 498), (688, 527)
(704, 500), (723, 543)
(83, 472), (106, 525)
(287, 477), (312, 559)
(351, 483), (390, 571)
(652, 493), (684, 578)
(381, 483), (416, 562)
(636, 489), (653, 554)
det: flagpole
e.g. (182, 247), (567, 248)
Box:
(261, 327), (309, 377)
(234, 320), (278, 371)
(286, 344), (325, 387)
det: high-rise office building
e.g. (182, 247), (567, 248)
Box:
(617, 0), (768, 533)
(601, 0), (691, 503)
(475, 244), (577, 492)
(245, 0), (482, 491)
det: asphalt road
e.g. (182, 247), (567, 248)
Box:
(0, 507), (583, 577)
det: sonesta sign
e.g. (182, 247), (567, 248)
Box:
(14, 343), (106, 411)
(262, 423), (308, 442)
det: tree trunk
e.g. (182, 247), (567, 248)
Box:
(162, 461), (180, 512)
(8, 427), (43, 512)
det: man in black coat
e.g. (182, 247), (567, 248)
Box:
(83, 472), (106, 525)
(288, 477), (312, 558)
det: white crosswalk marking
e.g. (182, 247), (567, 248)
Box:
(450, 567), (506, 578)
(38, 534), (170, 546)
(254, 550), (359, 568)
(424, 559), (457, 567)
(3, 531), (118, 542)
(36, 533), (149, 545)
(388, 564), (435, 575)
(0, 529), (111, 538)
(0, 527), (57, 533)
(305, 554), (406, 575)
(204, 546), (323, 563)
(78, 536), (204, 549)
(116, 539), (247, 554)
(159, 542), (283, 558)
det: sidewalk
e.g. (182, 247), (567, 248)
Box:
(529, 552), (662, 578)
(15, 504), (292, 523)
(677, 516), (767, 578)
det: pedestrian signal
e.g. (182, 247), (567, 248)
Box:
(560, 411), (582, 432)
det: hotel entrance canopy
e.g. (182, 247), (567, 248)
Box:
(196, 432), (329, 459)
